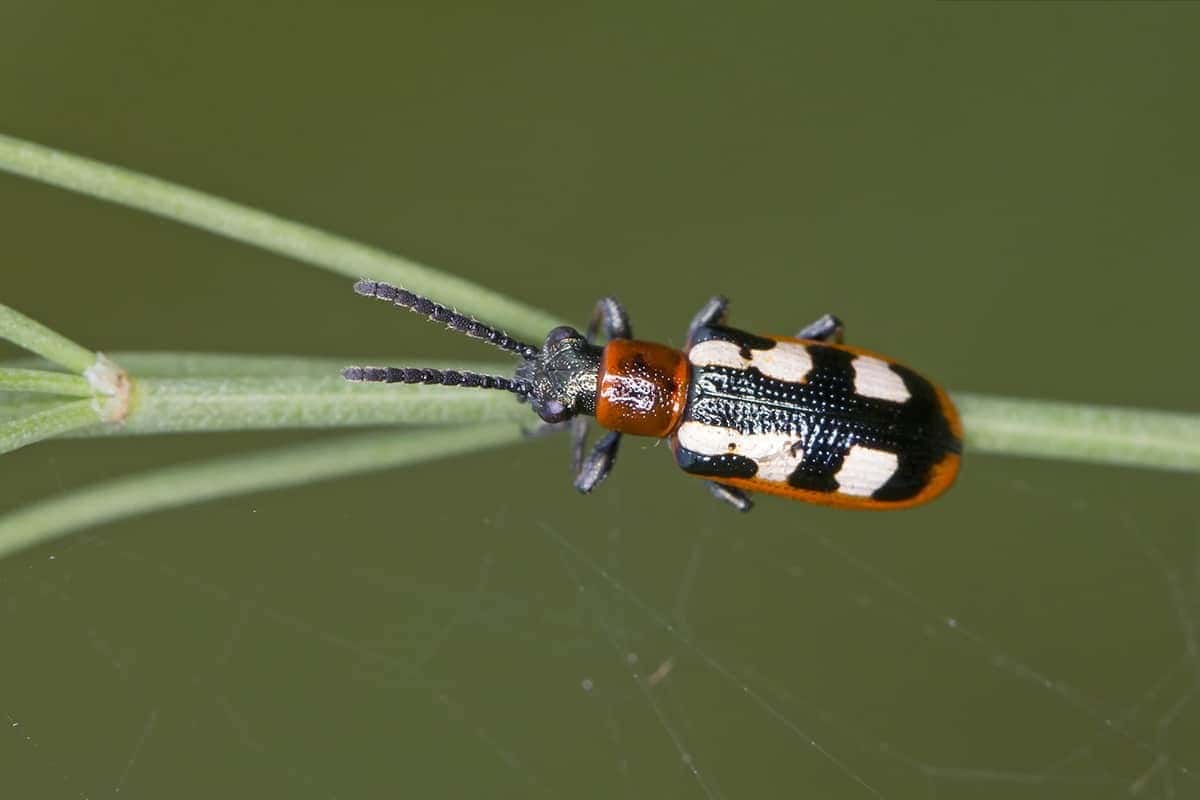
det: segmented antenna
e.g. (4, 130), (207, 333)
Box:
(342, 366), (530, 396)
(353, 280), (538, 359)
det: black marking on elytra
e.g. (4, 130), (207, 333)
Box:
(688, 324), (776, 352)
(673, 444), (758, 479)
(870, 362), (957, 501)
(787, 459), (843, 493)
(675, 326), (958, 502)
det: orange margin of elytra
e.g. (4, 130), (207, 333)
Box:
(704, 452), (961, 510)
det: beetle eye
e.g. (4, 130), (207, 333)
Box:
(536, 398), (569, 423)
(545, 326), (579, 347)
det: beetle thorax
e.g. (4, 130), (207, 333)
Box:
(595, 340), (690, 438)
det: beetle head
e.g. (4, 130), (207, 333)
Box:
(515, 326), (602, 424)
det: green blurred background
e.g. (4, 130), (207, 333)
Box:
(2, 4), (1198, 798)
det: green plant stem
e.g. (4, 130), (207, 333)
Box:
(75, 351), (507, 379)
(0, 301), (95, 373)
(0, 400), (99, 455)
(1, 354), (528, 446)
(955, 393), (1200, 473)
(0, 132), (566, 343)
(0, 380), (1196, 560)
(104, 373), (530, 434)
(0, 423), (527, 560)
(0, 367), (92, 396)
(0, 397), (63, 423)
(3, 354), (1200, 472)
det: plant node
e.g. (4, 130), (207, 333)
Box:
(84, 353), (132, 423)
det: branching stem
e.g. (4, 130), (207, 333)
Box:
(1, 133), (1197, 562)
(0, 301), (94, 373)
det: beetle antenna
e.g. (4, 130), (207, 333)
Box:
(342, 366), (531, 396)
(353, 280), (539, 359)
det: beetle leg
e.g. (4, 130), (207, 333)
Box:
(569, 416), (589, 473)
(586, 296), (632, 343)
(795, 313), (844, 343)
(706, 482), (753, 512)
(685, 296), (729, 346)
(574, 431), (622, 494)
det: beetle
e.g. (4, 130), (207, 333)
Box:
(343, 280), (961, 511)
